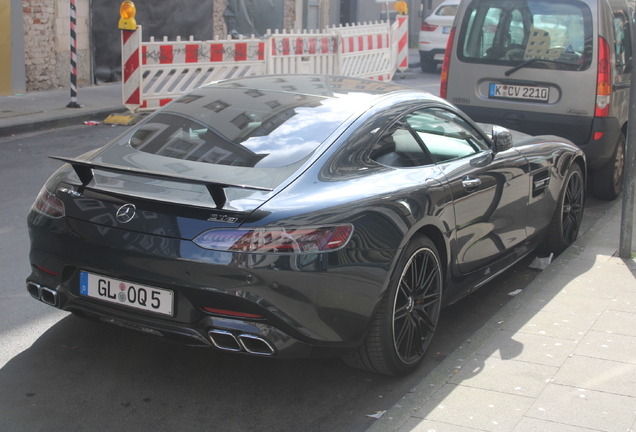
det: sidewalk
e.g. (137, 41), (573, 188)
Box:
(0, 83), (125, 137)
(368, 199), (636, 432)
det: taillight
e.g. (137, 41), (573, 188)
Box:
(421, 22), (438, 31)
(440, 27), (455, 100)
(595, 36), (611, 117)
(193, 225), (354, 254)
(32, 187), (65, 219)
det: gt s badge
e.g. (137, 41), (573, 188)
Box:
(59, 187), (82, 197)
(207, 214), (238, 223)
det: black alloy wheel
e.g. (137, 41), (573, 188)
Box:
(343, 235), (443, 376)
(545, 164), (585, 254)
(392, 244), (443, 365)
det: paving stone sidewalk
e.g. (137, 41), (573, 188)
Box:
(368, 200), (636, 432)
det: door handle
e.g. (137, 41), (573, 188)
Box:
(462, 176), (481, 189)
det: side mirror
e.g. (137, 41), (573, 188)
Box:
(491, 125), (513, 153)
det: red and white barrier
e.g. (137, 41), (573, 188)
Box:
(393, 16), (409, 72)
(121, 17), (409, 112)
(121, 26), (142, 111)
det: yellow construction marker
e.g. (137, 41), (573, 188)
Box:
(103, 113), (144, 126)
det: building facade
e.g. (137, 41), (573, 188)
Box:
(8, 0), (423, 95)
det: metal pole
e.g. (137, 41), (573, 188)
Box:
(67, 0), (81, 108)
(619, 15), (636, 258)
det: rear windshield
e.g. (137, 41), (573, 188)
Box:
(127, 87), (361, 169)
(457, 0), (593, 71)
(437, 4), (459, 16)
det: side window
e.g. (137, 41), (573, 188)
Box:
(614, 12), (632, 74)
(509, 10), (525, 46)
(404, 108), (488, 163)
(370, 122), (434, 168)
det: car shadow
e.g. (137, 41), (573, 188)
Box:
(0, 311), (432, 432)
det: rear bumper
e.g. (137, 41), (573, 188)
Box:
(419, 48), (446, 59)
(27, 272), (315, 358)
(27, 212), (394, 358)
(456, 105), (619, 170)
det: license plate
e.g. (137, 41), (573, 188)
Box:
(489, 83), (549, 102)
(442, 26), (451, 34)
(79, 271), (174, 316)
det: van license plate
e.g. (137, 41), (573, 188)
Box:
(489, 83), (549, 102)
(79, 271), (174, 316)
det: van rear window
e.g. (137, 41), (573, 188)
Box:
(457, 0), (593, 71)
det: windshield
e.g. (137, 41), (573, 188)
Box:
(457, 0), (593, 71)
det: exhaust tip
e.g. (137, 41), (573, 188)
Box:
(238, 334), (276, 356)
(27, 282), (41, 300)
(208, 329), (242, 352)
(26, 282), (59, 307)
(39, 287), (59, 306)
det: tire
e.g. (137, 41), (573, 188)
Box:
(343, 235), (443, 376)
(420, 55), (437, 73)
(591, 132), (625, 200)
(544, 163), (585, 254)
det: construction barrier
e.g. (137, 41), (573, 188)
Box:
(122, 17), (409, 112)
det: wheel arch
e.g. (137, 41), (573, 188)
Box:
(413, 223), (449, 287)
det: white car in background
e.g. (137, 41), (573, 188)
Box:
(419, 0), (459, 72)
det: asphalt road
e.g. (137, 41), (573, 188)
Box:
(0, 71), (616, 432)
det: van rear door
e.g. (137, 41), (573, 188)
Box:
(446, 0), (596, 146)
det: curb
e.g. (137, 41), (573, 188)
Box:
(0, 107), (128, 138)
(366, 198), (623, 432)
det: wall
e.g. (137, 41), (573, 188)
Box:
(0, 2), (11, 96)
(23, 0), (90, 92)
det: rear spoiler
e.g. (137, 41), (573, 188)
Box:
(49, 156), (273, 209)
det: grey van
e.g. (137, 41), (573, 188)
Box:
(442, 0), (632, 199)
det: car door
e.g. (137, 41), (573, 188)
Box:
(405, 108), (530, 275)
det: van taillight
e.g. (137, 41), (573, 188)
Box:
(595, 36), (611, 117)
(440, 27), (455, 100)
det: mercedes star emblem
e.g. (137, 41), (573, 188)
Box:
(116, 204), (136, 223)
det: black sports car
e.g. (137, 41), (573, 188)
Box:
(27, 75), (585, 376)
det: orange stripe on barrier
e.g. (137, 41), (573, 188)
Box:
(122, 29), (135, 44)
(186, 45), (198, 63)
(141, 46), (147, 65)
(258, 42), (264, 60)
(126, 88), (140, 105)
(398, 32), (408, 52)
(160, 99), (172, 106)
(160, 45), (173, 64)
(235, 43), (247, 61)
(124, 48), (139, 80)
(296, 38), (303, 55)
(211, 44), (223, 61)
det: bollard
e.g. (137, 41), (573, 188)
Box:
(66, 0), (80, 108)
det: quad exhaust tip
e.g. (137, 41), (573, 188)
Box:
(208, 329), (275, 356)
(27, 282), (59, 307)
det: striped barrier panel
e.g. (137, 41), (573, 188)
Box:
(335, 23), (393, 81)
(121, 17), (408, 112)
(267, 30), (340, 75)
(139, 35), (266, 110)
(393, 15), (409, 72)
(121, 26), (142, 112)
